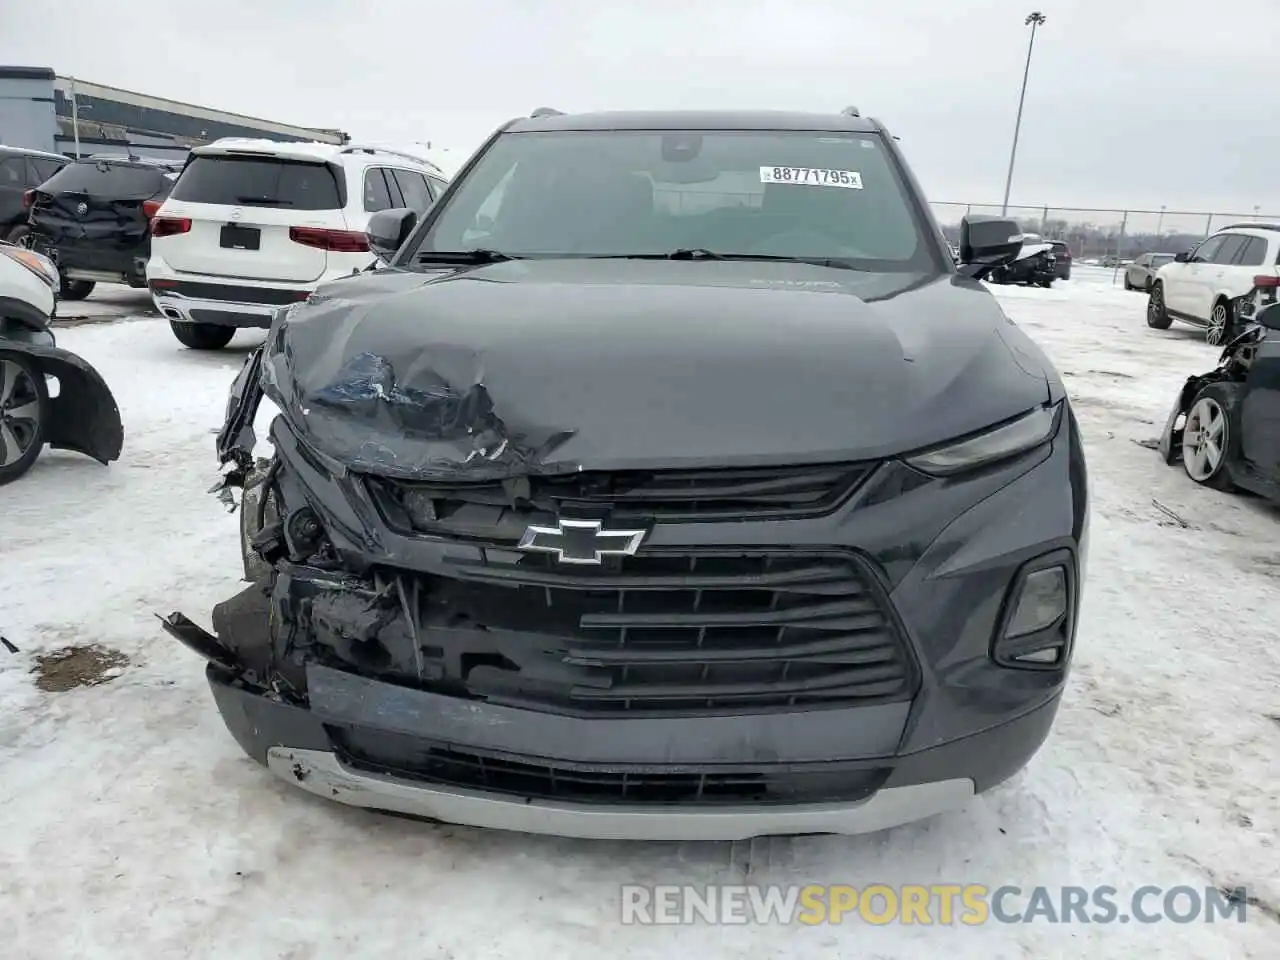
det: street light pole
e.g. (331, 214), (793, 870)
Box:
(1000, 12), (1047, 216)
(70, 78), (81, 159)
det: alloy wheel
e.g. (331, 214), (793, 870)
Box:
(0, 357), (42, 468)
(1206, 304), (1228, 346)
(1182, 397), (1225, 481)
(1148, 288), (1163, 321)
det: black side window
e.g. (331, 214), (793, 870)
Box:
(1233, 236), (1266, 267)
(1211, 234), (1248, 265)
(391, 169), (431, 211)
(363, 167), (394, 212)
(28, 158), (64, 184)
(0, 157), (24, 189)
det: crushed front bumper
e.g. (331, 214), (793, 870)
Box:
(201, 661), (1059, 841)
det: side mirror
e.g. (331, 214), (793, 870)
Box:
(1174, 251), (1190, 263)
(958, 215), (1023, 279)
(366, 207), (418, 262)
(1257, 302), (1280, 331)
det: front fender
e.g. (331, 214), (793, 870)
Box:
(0, 339), (123, 464)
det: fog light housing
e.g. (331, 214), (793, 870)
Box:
(992, 550), (1076, 670)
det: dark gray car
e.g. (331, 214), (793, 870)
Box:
(165, 108), (1089, 841)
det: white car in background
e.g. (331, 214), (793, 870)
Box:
(1146, 223), (1280, 345)
(146, 139), (450, 350)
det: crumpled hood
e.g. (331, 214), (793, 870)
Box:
(260, 259), (1051, 479)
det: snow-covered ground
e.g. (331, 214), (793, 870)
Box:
(1, 268), (1277, 959)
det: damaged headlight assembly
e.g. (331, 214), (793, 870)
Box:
(903, 402), (1062, 477)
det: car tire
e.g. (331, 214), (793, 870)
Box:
(170, 320), (236, 351)
(1123, 276), (1133, 291)
(1147, 282), (1172, 329)
(5, 224), (30, 246)
(0, 350), (49, 486)
(1144, 278), (1154, 293)
(1180, 382), (1242, 491)
(1206, 298), (1234, 347)
(59, 277), (96, 301)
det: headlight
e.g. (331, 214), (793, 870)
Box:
(1, 244), (59, 290)
(904, 402), (1062, 477)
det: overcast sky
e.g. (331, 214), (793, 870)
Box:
(4, 0), (1277, 225)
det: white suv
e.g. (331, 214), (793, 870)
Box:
(146, 140), (449, 349)
(1147, 224), (1280, 345)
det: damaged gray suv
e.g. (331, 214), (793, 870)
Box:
(165, 107), (1089, 841)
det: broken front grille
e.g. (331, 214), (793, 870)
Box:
(420, 549), (917, 713)
(374, 461), (875, 533)
(332, 728), (891, 805)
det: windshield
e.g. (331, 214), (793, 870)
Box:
(412, 129), (938, 272)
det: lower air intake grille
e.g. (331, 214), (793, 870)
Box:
(434, 549), (917, 713)
(332, 730), (891, 805)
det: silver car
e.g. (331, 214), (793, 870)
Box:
(1124, 252), (1176, 292)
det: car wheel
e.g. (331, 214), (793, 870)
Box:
(0, 351), (49, 486)
(1181, 383), (1241, 491)
(1206, 299), (1234, 347)
(1144, 278), (1154, 293)
(59, 277), (96, 301)
(5, 224), (30, 246)
(1123, 276), (1133, 290)
(1147, 282), (1172, 329)
(170, 320), (235, 350)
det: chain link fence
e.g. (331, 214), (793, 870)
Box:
(930, 203), (1280, 262)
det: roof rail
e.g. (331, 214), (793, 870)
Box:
(1218, 221), (1280, 232)
(339, 143), (445, 176)
(841, 105), (861, 118)
(530, 107), (564, 118)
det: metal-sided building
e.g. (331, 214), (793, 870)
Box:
(0, 66), (348, 161)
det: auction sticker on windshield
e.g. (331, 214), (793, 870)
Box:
(759, 166), (863, 189)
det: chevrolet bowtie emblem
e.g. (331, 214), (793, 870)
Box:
(517, 518), (646, 565)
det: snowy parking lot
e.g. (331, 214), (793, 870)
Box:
(1, 267), (1276, 959)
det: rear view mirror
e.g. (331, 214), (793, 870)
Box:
(1174, 251), (1190, 263)
(366, 207), (418, 262)
(958, 215), (1023, 279)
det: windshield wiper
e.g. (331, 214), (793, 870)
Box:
(598, 250), (858, 270)
(417, 249), (519, 264)
(235, 196), (293, 206)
